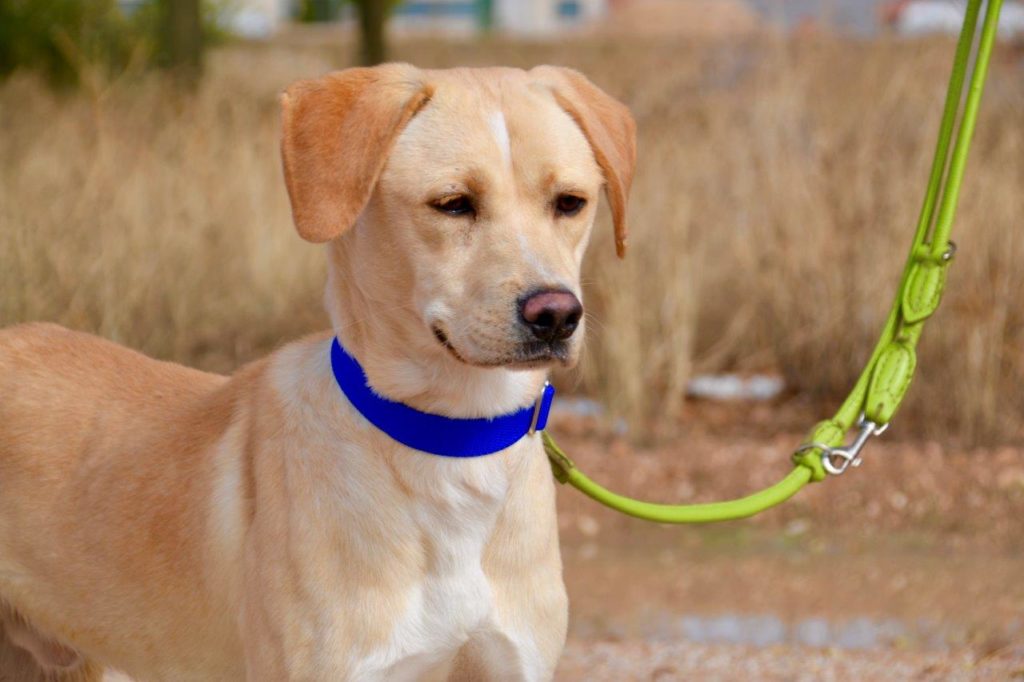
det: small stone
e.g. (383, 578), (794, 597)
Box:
(577, 515), (601, 538)
(889, 491), (909, 511)
(785, 518), (811, 536)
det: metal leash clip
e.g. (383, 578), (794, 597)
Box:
(942, 240), (957, 262)
(528, 382), (552, 435)
(795, 415), (889, 476)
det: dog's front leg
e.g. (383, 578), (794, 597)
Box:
(449, 449), (569, 682)
(239, 562), (311, 681)
(240, 562), (364, 681)
(449, 619), (566, 682)
(239, 514), (360, 681)
(240, 598), (291, 681)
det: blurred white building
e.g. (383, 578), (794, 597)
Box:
(494, 0), (607, 34)
(210, 0), (609, 38)
(881, 1), (1024, 38)
(121, 0), (776, 40)
(116, 0), (290, 39)
(228, 0), (291, 38)
(390, 0), (607, 35)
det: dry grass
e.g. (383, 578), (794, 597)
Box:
(1, 33), (1022, 444)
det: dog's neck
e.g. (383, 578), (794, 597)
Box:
(324, 252), (548, 420)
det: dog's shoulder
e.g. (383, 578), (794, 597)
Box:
(0, 322), (233, 455)
(257, 329), (337, 409)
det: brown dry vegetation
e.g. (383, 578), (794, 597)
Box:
(2, 32), (1023, 444)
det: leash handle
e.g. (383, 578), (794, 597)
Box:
(546, 0), (1004, 523)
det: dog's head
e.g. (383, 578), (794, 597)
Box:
(280, 64), (635, 370)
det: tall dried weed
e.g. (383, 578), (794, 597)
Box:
(2, 35), (1021, 443)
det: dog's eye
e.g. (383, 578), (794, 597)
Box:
(432, 195), (475, 217)
(555, 194), (586, 217)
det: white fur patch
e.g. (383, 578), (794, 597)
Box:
(517, 233), (559, 285)
(344, 447), (557, 681)
(488, 111), (511, 166)
(208, 420), (246, 568)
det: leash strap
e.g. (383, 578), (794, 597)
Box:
(544, 0), (1004, 522)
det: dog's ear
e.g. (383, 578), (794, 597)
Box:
(280, 64), (432, 243)
(531, 66), (636, 258)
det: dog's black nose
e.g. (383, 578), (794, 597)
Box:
(519, 290), (583, 342)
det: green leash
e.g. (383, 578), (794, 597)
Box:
(544, 0), (1005, 523)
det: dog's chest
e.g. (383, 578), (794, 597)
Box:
(355, 456), (512, 678)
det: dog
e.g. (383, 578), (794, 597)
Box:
(0, 63), (635, 681)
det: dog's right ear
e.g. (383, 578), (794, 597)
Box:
(280, 64), (432, 243)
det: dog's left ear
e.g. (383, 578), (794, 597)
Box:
(531, 66), (637, 258)
(280, 64), (432, 243)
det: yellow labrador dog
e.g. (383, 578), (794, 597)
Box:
(0, 64), (634, 681)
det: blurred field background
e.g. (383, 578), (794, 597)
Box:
(2, 0), (1024, 678)
(3, 9), (1023, 444)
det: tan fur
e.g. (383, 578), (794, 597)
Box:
(281, 64), (434, 243)
(531, 66), (637, 257)
(0, 64), (634, 680)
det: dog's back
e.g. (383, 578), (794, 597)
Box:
(0, 322), (226, 454)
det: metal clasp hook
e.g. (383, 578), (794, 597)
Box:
(528, 382), (552, 435)
(795, 415), (889, 476)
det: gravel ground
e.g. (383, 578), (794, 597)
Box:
(558, 639), (1024, 681)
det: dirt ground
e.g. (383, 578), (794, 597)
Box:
(548, 401), (1024, 680)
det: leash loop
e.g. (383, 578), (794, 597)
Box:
(544, 0), (1004, 523)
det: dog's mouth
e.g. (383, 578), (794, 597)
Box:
(432, 326), (570, 369)
(510, 340), (571, 368)
(432, 326), (469, 363)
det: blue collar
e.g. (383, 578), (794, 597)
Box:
(330, 338), (555, 457)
